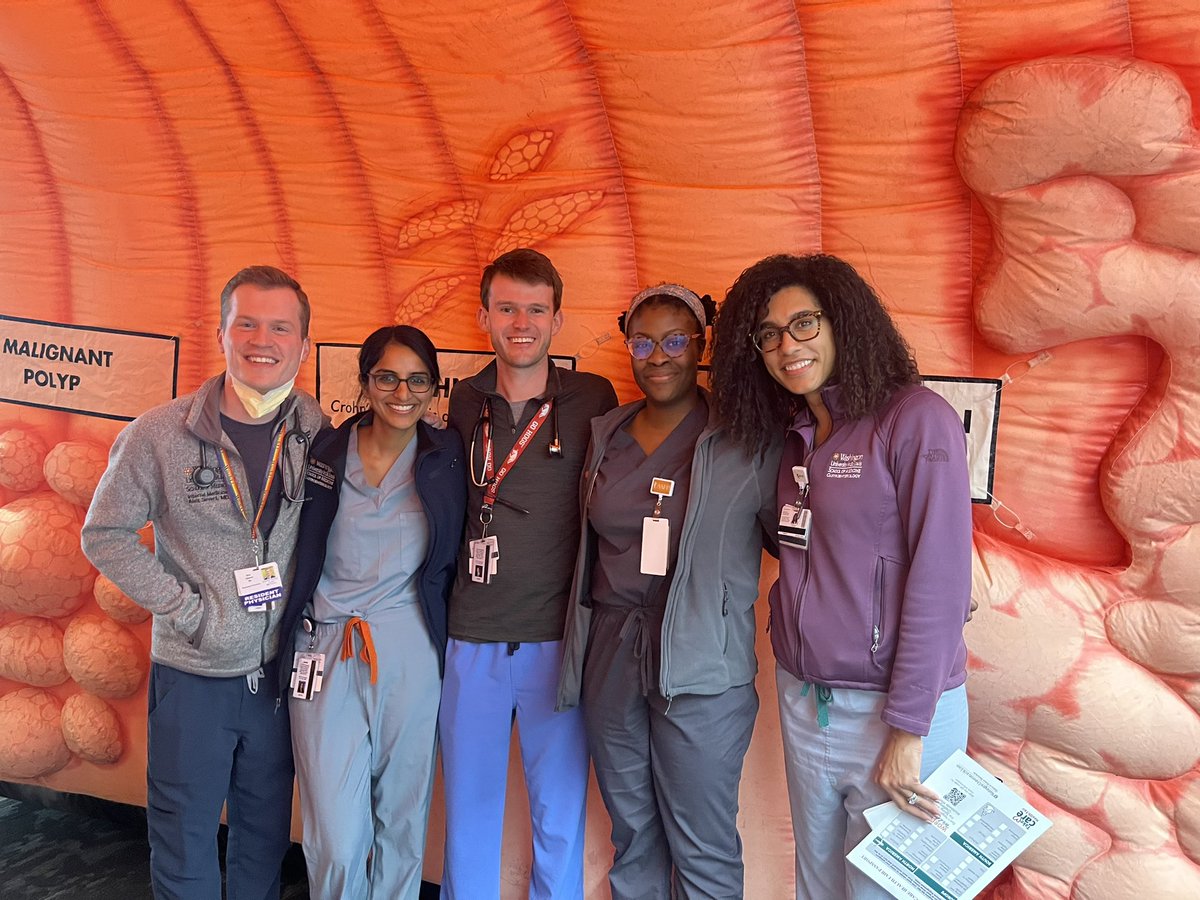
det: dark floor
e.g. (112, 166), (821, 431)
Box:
(0, 789), (308, 899)
(0, 785), (438, 899)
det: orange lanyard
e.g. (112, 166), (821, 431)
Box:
(218, 422), (287, 543)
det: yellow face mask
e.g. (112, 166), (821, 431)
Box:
(228, 375), (295, 420)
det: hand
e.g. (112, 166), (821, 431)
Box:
(874, 726), (940, 823)
(967, 595), (980, 622)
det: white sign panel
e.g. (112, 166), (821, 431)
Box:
(848, 750), (1051, 900)
(0, 315), (179, 421)
(922, 377), (1002, 505)
(316, 344), (576, 428)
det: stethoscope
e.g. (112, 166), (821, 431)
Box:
(468, 398), (562, 490)
(191, 410), (311, 503)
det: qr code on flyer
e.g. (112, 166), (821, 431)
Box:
(944, 787), (967, 807)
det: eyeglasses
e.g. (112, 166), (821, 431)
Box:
(751, 311), (823, 353)
(368, 372), (433, 393)
(624, 333), (701, 361)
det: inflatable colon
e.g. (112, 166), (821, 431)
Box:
(42, 440), (108, 509)
(0, 428), (48, 493)
(0, 415), (145, 775)
(93, 574), (151, 626)
(60, 692), (123, 765)
(0, 4), (1198, 897)
(0, 616), (68, 687)
(0, 688), (71, 779)
(957, 56), (1200, 899)
(0, 493), (94, 618)
(62, 615), (147, 700)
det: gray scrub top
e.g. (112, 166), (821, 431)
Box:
(313, 426), (428, 620)
(588, 399), (707, 609)
(587, 399), (707, 693)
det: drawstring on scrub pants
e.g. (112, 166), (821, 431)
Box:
(619, 607), (656, 698)
(801, 682), (834, 728)
(341, 617), (379, 684)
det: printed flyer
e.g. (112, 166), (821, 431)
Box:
(848, 750), (1051, 900)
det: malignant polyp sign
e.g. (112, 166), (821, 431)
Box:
(1, 315), (179, 420)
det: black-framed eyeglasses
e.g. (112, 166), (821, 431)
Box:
(751, 311), (823, 353)
(624, 332), (701, 361)
(368, 372), (433, 393)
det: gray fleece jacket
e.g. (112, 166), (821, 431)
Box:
(82, 373), (325, 678)
(557, 391), (782, 709)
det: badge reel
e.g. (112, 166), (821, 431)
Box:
(291, 621), (326, 700)
(779, 465), (812, 550)
(641, 477), (674, 576)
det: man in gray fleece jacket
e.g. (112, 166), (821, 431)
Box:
(82, 266), (324, 900)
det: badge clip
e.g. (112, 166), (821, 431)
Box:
(649, 477), (675, 519)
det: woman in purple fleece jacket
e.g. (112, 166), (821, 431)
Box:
(711, 254), (974, 900)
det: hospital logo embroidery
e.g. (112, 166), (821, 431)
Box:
(922, 449), (950, 463)
(826, 452), (864, 479)
(306, 458), (336, 490)
(184, 468), (226, 503)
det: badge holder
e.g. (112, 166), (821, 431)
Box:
(779, 465), (813, 550)
(291, 653), (325, 700)
(641, 477), (674, 576)
(291, 620), (325, 700)
(469, 534), (500, 584)
(235, 562), (283, 613)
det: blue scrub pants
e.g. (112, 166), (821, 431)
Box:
(438, 638), (588, 899)
(290, 607), (441, 900)
(776, 666), (969, 900)
(146, 660), (294, 900)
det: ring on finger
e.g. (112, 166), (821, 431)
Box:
(906, 791), (919, 805)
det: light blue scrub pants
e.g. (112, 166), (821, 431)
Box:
(438, 638), (588, 899)
(776, 666), (969, 900)
(290, 604), (441, 900)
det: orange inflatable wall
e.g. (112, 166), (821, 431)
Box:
(1, 2), (1197, 898)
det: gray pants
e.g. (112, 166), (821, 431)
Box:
(581, 608), (758, 900)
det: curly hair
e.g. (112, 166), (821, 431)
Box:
(710, 254), (920, 454)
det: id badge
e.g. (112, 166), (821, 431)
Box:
(485, 535), (500, 577)
(779, 505), (811, 550)
(641, 516), (670, 575)
(290, 651), (325, 700)
(235, 561), (283, 612)
(469, 539), (488, 583)
(470, 537), (500, 584)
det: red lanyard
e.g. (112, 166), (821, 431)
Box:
(218, 422), (287, 543)
(480, 399), (553, 524)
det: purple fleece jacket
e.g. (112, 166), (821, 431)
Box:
(770, 382), (972, 736)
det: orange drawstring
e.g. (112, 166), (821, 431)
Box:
(340, 617), (378, 684)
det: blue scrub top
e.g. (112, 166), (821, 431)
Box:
(313, 425), (428, 620)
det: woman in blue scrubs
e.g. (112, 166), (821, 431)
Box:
(283, 325), (466, 900)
